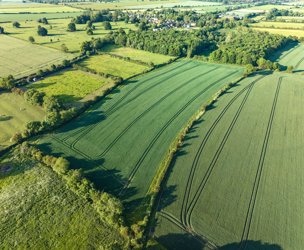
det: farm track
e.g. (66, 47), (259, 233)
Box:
(119, 70), (240, 195)
(238, 77), (282, 250)
(185, 76), (265, 232)
(59, 60), (192, 142)
(91, 67), (219, 158)
(71, 65), (215, 154)
(180, 74), (267, 228)
(294, 56), (304, 69)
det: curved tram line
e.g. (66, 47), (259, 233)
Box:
(119, 70), (241, 195)
(238, 77), (282, 250)
(59, 60), (193, 142)
(156, 74), (267, 248)
(176, 75), (267, 230)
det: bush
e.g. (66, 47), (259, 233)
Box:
(67, 22), (76, 32)
(28, 36), (35, 43)
(37, 25), (48, 36)
(12, 21), (20, 28)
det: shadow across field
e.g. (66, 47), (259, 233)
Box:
(155, 234), (283, 250)
(267, 41), (299, 62)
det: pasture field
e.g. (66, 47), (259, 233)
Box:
(0, 149), (126, 249)
(276, 15), (304, 22)
(0, 35), (72, 78)
(0, 92), (45, 149)
(155, 72), (304, 250)
(35, 60), (244, 207)
(0, 12), (82, 22)
(104, 45), (176, 65)
(251, 21), (304, 29)
(0, 3), (80, 13)
(252, 26), (304, 38)
(29, 69), (115, 103)
(79, 54), (151, 79)
(67, 0), (221, 11)
(1, 19), (137, 53)
(269, 43), (304, 71)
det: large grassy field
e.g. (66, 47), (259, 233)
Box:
(79, 54), (151, 79)
(0, 92), (45, 149)
(104, 45), (176, 65)
(0, 35), (72, 78)
(0, 12), (82, 22)
(251, 21), (304, 29)
(1, 19), (137, 53)
(35, 60), (244, 209)
(0, 3), (80, 13)
(29, 69), (115, 103)
(66, 0), (221, 11)
(269, 43), (304, 71)
(155, 72), (304, 250)
(0, 148), (126, 249)
(252, 26), (304, 38)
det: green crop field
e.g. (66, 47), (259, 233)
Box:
(251, 21), (304, 29)
(0, 12), (83, 22)
(104, 45), (176, 65)
(79, 54), (151, 79)
(1, 19), (137, 53)
(66, 0), (221, 11)
(0, 92), (45, 149)
(155, 72), (304, 250)
(0, 3), (80, 13)
(269, 43), (304, 71)
(0, 35), (72, 78)
(29, 69), (115, 103)
(0, 149), (126, 249)
(35, 60), (244, 210)
(252, 26), (304, 38)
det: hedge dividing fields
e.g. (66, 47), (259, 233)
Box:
(36, 60), (244, 204)
(155, 72), (304, 250)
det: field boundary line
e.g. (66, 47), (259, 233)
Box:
(238, 76), (283, 250)
(180, 74), (267, 227)
(120, 70), (241, 195)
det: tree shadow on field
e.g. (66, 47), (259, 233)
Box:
(219, 240), (283, 250)
(153, 235), (283, 250)
(37, 142), (137, 199)
(154, 233), (207, 250)
(267, 41), (299, 62)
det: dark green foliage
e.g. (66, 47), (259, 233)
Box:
(37, 25), (48, 36)
(110, 29), (217, 57)
(28, 36), (35, 43)
(209, 28), (293, 67)
(103, 21), (112, 30)
(0, 26), (5, 34)
(67, 22), (76, 32)
(38, 17), (48, 24)
(12, 21), (20, 28)
(0, 75), (15, 90)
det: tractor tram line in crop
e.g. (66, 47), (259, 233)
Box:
(119, 70), (241, 194)
(238, 77), (282, 250)
(179, 74), (267, 229)
(70, 64), (209, 153)
(58, 60), (192, 143)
